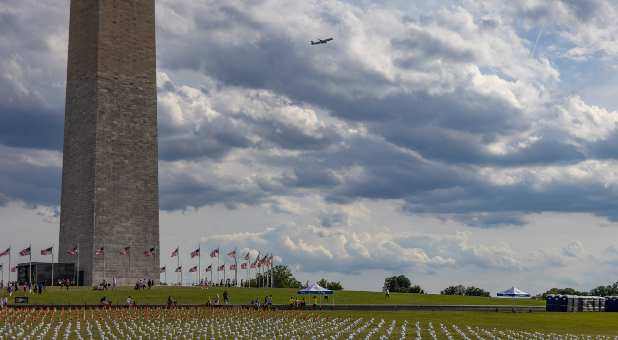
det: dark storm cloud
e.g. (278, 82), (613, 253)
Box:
(5, 0), (618, 230)
(0, 105), (64, 151)
(159, 167), (273, 211)
(0, 146), (61, 207)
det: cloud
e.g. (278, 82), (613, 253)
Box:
(0, 145), (61, 207)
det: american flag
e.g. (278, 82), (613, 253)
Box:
(171, 247), (179, 257)
(67, 247), (78, 256)
(229, 264), (237, 270)
(160, 266), (166, 273)
(217, 264), (225, 271)
(250, 263), (256, 269)
(241, 263), (248, 269)
(205, 265), (212, 272)
(189, 266), (198, 272)
(144, 247), (156, 257)
(0, 248), (9, 257)
(175, 266), (182, 273)
(119, 247), (130, 256)
(227, 250), (236, 258)
(243, 252), (250, 261)
(210, 248), (219, 258)
(41, 247), (53, 256)
(190, 248), (200, 258)
(95, 247), (105, 256)
(19, 247), (31, 256)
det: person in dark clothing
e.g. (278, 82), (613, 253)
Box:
(223, 290), (229, 305)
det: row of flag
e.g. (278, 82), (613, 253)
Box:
(1, 246), (274, 264)
(161, 257), (273, 274)
(177, 247), (241, 259)
(1, 246), (35, 257)
(0, 246), (158, 257)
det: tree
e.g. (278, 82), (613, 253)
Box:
(249, 265), (302, 288)
(590, 282), (618, 297)
(441, 285), (490, 297)
(441, 285), (466, 296)
(326, 281), (343, 291)
(542, 287), (588, 299)
(464, 286), (490, 297)
(317, 278), (344, 290)
(383, 275), (424, 294)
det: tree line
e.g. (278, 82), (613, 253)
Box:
(542, 282), (618, 298)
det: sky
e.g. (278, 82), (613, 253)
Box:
(2, 0), (618, 294)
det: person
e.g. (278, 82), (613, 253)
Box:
(385, 288), (390, 299)
(266, 295), (273, 307)
(289, 296), (295, 306)
(223, 290), (229, 305)
(100, 296), (111, 307)
(127, 296), (135, 306)
(167, 295), (176, 307)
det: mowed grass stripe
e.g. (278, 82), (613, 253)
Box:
(5, 286), (545, 306)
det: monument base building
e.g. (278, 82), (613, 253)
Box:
(59, 0), (160, 286)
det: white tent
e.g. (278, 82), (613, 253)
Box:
(297, 283), (334, 295)
(497, 287), (531, 298)
(297, 283), (335, 305)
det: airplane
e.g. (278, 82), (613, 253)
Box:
(310, 38), (334, 45)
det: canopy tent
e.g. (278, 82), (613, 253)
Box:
(297, 283), (334, 295)
(497, 287), (531, 298)
(297, 283), (335, 305)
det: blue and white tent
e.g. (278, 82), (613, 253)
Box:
(497, 287), (531, 298)
(297, 283), (334, 295)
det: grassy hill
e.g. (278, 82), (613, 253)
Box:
(3, 286), (544, 306)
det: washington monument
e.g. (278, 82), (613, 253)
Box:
(59, 0), (159, 286)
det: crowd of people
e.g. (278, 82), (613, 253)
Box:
(0, 281), (48, 295)
(135, 279), (155, 290)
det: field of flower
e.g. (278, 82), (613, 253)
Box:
(1, 308), (617, 339)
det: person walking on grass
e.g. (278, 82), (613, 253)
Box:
(385, 288), (390, 299)
(223, 290), (229, 305)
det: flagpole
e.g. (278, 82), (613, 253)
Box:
(234, 248), (238, 287)
(103, 242), (106, 283)
(217, 245), (220, 285)
(9, 245), (11, 283)
(76, 241), (80, 286)
(177, 245), (180, 286)
(51, 245), (54, 287)
(29, 243), (32, 287)
(198, 244), (201, 285)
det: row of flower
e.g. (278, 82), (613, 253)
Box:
(0, 308), (614, 339)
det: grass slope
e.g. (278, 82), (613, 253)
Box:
(4, 286), (544, 306)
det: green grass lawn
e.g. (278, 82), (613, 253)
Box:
(3, 286), (545, 306)
(3, 287), (618, 336)
(315, 311), (618, 335)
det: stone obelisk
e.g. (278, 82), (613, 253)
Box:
(59, 0), (159, 286)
